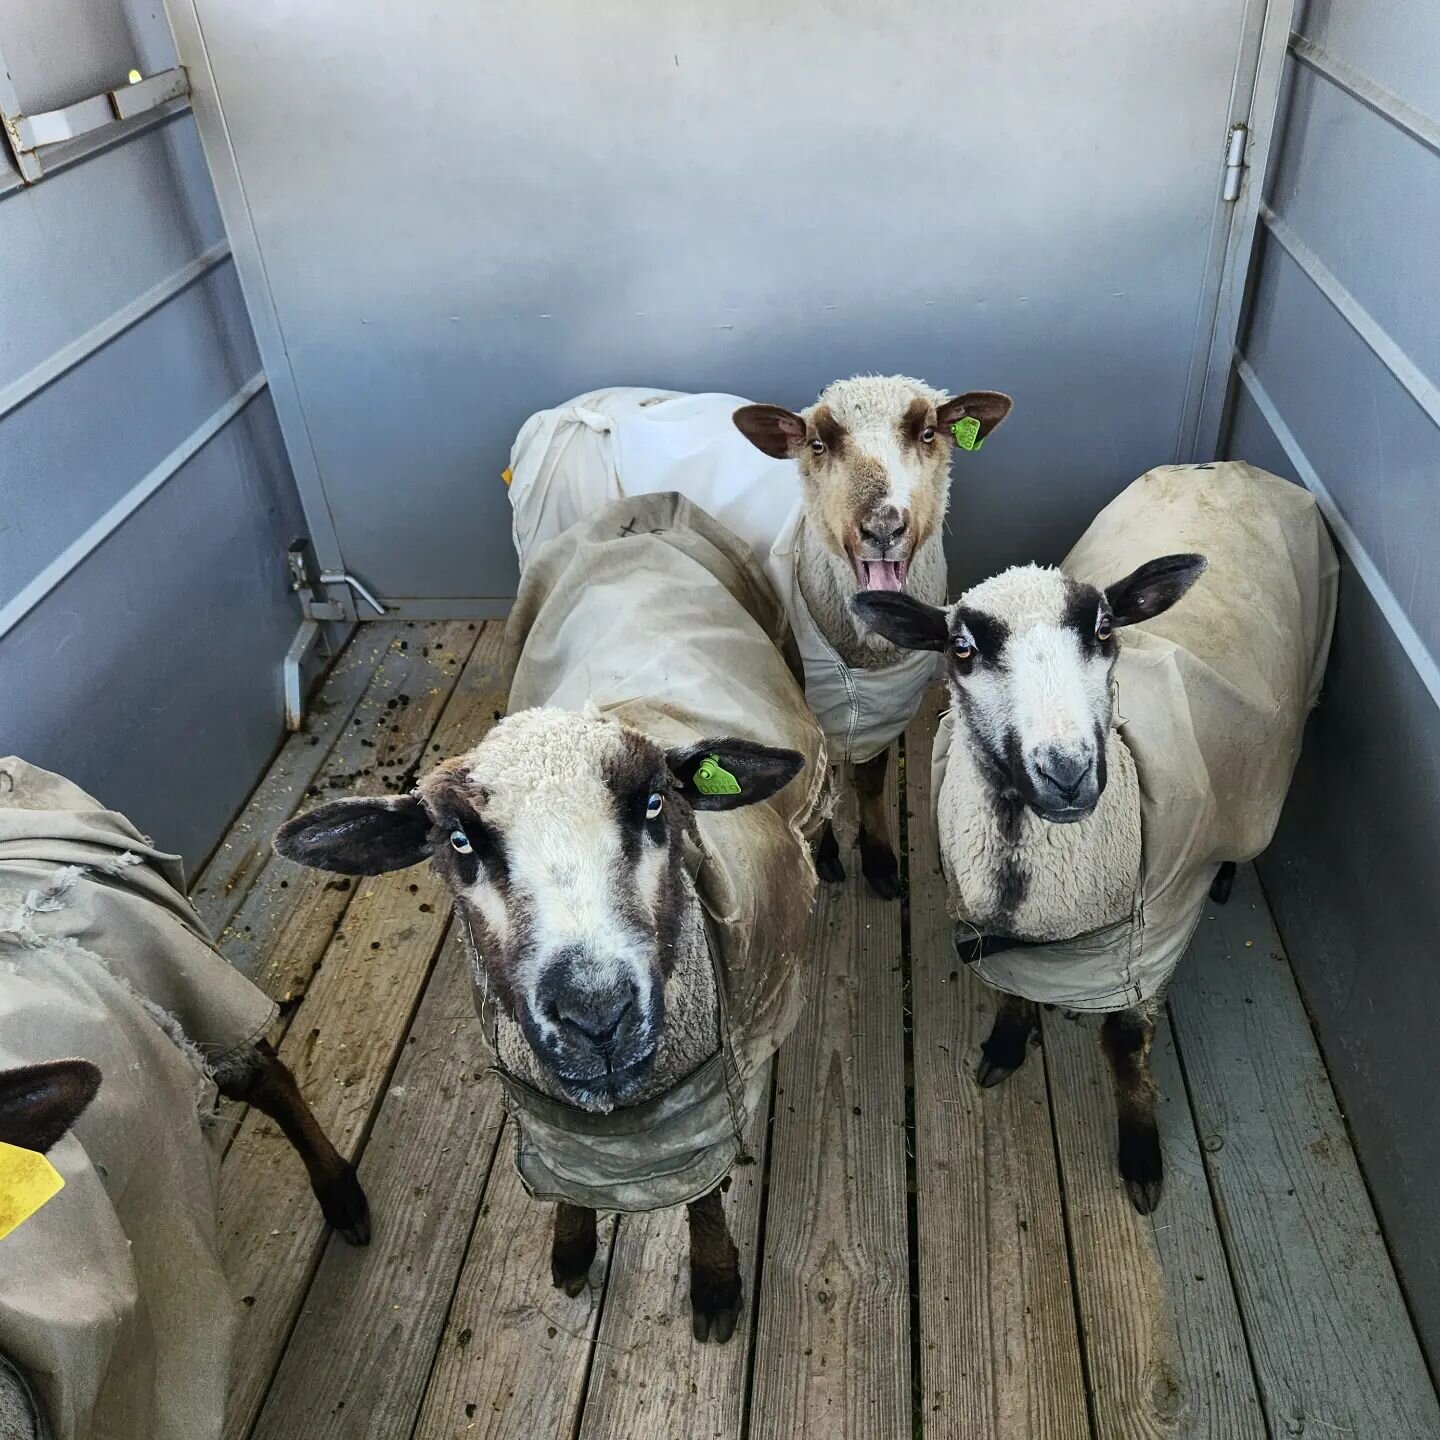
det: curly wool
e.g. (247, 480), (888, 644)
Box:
(939, 725), (1142, 942)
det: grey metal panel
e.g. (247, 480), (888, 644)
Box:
(0, 119), (225, 382)
(1257, 556), (1440, 1372)
(1239, 230), (1440, 664)
(1226, 0), (1440, 1372)
(1297, 0), (1440, 116)
(182, 0), (1262, 603)
(0, 394), (305, 871)
(0, 0), (176, 113)
(0, 260), (261, 609)
(1268, 62), (1440, 385)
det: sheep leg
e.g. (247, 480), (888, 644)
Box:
(687, 1186), (741, 1343)
(1209, 860), (1237, 905)
(1101, 1007), (1164, 1214)
(551, 1202), (597, 1296)
(976, 993), (1039, 1088)
(814, 818), (845, 884)
(854, 748), (900, 899)
(215, 1039), (371, 1245)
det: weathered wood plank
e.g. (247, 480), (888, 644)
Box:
(219, 630), (509, 1440)
(747, 758), (910, 1440)
(190, 625), (391, 933)
(1170, 865), (1440, 1436)
(215, 619), (482, 992)
(248, 931), (505, 1440)
(907, 695), (1090, 1440)
(576, 1061), (774, 1440)
(1043, 1006), (1265, 1438)
(412, 1126), (616, 1440)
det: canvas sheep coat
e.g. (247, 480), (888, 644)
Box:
(932, 463), (1338, 1011)
(492, 490), (831, 1211)
(0, 760), (276, 1440)
(505, 386), (939, 764)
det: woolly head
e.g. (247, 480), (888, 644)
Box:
(273, 708), (804, 1112)
(732, 376), (1012, 594)
(852, 553), (1207, 821)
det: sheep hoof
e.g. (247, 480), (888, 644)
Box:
(319, 1164), (372, 1247)
(1118, 1127), (1164, 1214)
(975, 1055), (1020, 1089)
(860, 841), (902, 900)
(691, 1272), (742, 1344)
(814, 826), (845, 883)
(1209, 861), (1237, 905)
(556, 1269), (589, 1298)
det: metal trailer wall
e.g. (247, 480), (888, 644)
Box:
(172, 0), (1290, 617)
(1224, 0), (1440, 1370)
(0, 0), (308, 871)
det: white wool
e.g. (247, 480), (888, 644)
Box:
(812, 373), (949, 427)
(938, 561), (1142, 941)
(939, 726), (1142, 941)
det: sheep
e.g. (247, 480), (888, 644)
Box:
(0, 757), (367, 1440)
(276, 491), (830, 1342)
(505, 376), (1012, 898)
(852, 462), (1337, 1212)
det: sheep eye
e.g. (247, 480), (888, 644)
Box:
(921, 425), (937, 443)
(953, 636), (974, 661)
(809, 438), (825, 455)
(645, 791), (664, 821)
(450, 828), (474, 855)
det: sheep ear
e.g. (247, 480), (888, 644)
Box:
(274, 794), (432, 874)
(1106, 553), (1208, 627)
(850, 591), (949, 652)
(733, 404), (806, 459)
(935, 391), (1014, 443)
(667, 739), (805, 812)
(0, 1059), (102, 1154)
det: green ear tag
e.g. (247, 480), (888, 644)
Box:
(693, 755), (741, 797)
(952, 416), (983, 451)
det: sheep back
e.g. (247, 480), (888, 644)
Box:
(0, 759), (277, 1440)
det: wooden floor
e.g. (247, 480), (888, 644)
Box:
(199, 621), (1440, 1440)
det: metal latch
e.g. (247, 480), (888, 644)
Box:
(1, 67), (190, 182)
(1221, 124), (1248, 202)
(287, 539), (388, 620)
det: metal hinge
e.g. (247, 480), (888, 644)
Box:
(1, 67), (190, 184)
(1221, 124), (1249, 202)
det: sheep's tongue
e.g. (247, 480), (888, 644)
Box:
(860, 560), (905, 592)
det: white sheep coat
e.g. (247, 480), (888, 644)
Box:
(932, 463), (1338, 1010)
(493, 491), (832, 1210)
(0, 760), (276, 1440)
(506, 387), (939, 763)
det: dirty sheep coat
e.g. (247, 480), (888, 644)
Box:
(506, 387), (939, 763)
(492, 491), (830, 1211)
(0, 760), (275, 1440)
(933, 463), (1338, 1010)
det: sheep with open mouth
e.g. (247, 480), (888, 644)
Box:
(276, 492), (830, 1342)
(852, 462), (1337, 1212)
(505, 376), (1011, 900)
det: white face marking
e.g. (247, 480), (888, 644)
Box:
(949, 566), (1113, 786)
(445, 710), (668, 1050)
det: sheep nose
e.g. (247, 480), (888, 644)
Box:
(558, 992), (634, 1047)
(1035, 750), (1092, 801)
(860, 506), (908, 546)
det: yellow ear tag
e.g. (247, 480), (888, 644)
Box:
(0, 1141), (65, 1241)
(501, 467), (514, 487)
